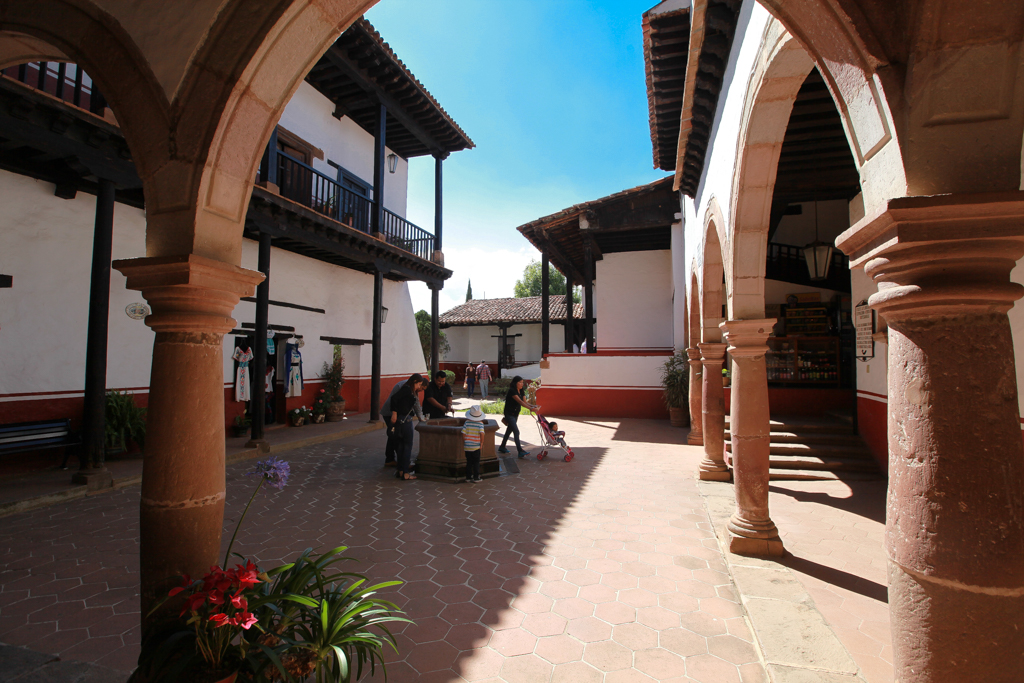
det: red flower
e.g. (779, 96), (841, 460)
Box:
(185, 592), (208, 612)
(208, 590), (225, 606)
(231, 611), (258, 629)
(235, 561), (261, 590)
(319, 388), (325, 393)
(209, 612), (231, 628)
(230, 591), (248, 610)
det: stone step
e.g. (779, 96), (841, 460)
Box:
(725, 430), (861, 445)
(768, 468), (883, 481)
(724, 417), (852, 435)
(726, 440), (875, 459)
(766, 453), (880, 472)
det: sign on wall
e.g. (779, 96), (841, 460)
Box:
(125, 302), (151, 320)
(855, 301), (874, 361)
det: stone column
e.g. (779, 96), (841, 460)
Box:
(113, 255), (263, 622)
(837, 193), (1024, 683)
(686, 348), (703, 446)
(698, 342), (729, 480)
(721, 319), (782, 556)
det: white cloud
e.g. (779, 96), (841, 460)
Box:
(409, 243), (537, 314)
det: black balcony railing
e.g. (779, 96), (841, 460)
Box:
(259, 129), (434, 261)
(766, 242), (850, 292)
(1, 62), (106, 115)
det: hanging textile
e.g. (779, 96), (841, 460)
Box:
(285, 341), (304, 397)
(265, 367), (275, 394)
(232, 346), (254, 402)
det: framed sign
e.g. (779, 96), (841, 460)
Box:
(855, 301), (874, 361)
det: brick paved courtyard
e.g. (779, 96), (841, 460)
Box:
(0, 416), (892, 682)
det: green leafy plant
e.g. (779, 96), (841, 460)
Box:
(489, 377), (511, 397)
(104, 390), (146, 451)
(320, 356), (345, 403)
(444, 370), (455, 386)
(480, 401), (505, 414)
(661, 352), (689, 409)
(312, 389), (329, 416)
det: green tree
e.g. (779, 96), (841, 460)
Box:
(415, 310), (451, 368)
(466, 280), (473, 302)
(514, 260), (580, 302)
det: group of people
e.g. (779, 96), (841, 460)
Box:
(463, 361), (492, 399)
(379, 371), (540, 481)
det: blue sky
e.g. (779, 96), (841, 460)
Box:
(365, 0), (670, 313)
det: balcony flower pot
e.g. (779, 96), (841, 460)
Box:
(326, 398), (347, 422)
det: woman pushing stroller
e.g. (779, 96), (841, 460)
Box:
(497, 375), (540, 458)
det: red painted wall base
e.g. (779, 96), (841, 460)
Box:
(857, 396), (887, 469)
(536, 387), (668, 419)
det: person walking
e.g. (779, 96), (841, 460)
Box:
(462, 405), (486, 483)
(389, 373), (427, 480)
(424, 370), (454, 419)
(464, 362), (476, 399)
(477, 361), (492, 399)
(382, 373), (425, 473)
(498, 375), (540, 458)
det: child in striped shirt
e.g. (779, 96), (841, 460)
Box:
(462, 405), (486, 483)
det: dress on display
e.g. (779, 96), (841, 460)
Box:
(232, 346), (254, 402)
(285, 342), (304, 397)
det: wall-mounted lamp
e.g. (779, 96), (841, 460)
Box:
(802, 202), (833, 281)
(380, 306), (389, 324)
(387, 153), (398, 174)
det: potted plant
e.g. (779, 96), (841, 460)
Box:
(311, 390), (328, 424)
(138, 457), (410, 683)
(232, 415), (251, 438)
(661, 352), (689, 428)
(105, 390), (147, 455)
(723, 367), (731, 387)
(321, 356), (346, 422)
(289, 406), (311, 427)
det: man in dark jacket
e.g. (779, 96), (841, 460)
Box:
(423, 370), (454, 419)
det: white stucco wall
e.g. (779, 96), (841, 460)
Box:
(277, 81), (409, 218)
(596, 250), (674, 351)
(442, 321), (568, 365)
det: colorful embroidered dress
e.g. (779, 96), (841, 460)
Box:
(285, 344), (304, 397)
(232, 346), (254, 402)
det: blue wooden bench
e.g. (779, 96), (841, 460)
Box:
(0, 419), (80, 468)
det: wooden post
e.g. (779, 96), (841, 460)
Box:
(75, 178), (115, 486)
(584, 243), (594, 352)
(370, 261), (386, 421)
(430, 284), (440, 377)
(372, 102), (387, 236)
(247, 232), (271, 447)
(565, 277), (574, 351)
(541, 253), (550, 355)
(259, 127), (279, 188)
(434, 154), (444, 254)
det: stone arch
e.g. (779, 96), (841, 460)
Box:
(0, 32), (67, 68)
(701, 205), (726, 343)
(689, 264), (701, 349)
(728, 19), (814, 320)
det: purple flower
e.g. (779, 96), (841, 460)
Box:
(247, 457), (290, 490)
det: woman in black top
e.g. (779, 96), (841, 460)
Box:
(498, 376), (540, 458)
(390, 374), (427, 480)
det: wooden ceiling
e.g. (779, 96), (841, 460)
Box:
(305, 18), (474, 159)
(643, 7), (691, 171)
(768, 68), (861, 239)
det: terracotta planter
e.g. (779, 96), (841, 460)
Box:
(669, 406), (689, 428)
(326, 399), (347, 422)
(312, 414), (325, 424)
(290, 417), (305, 427)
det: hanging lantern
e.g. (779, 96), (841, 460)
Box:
(380, 306), (389, 324)
(802, 202), (833, 281)
(387, 153), (398, 174)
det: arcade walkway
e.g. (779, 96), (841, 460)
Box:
(0, 417), (891, 682)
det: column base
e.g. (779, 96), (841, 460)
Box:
(687, 433), (704, 446)
(244, 439), (270, 453)
(728, 533), (785, 557)
(71, 468), (113, 491)
(698, 468), (731, 481)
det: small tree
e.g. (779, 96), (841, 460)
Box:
(466, 280), (473, 302)
(415, 310), (451, 368)
(514, 260), (580, 302)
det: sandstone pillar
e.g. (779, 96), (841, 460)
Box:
(686, 348), (703, 446)
(837, 193), (1024, 683)
(113, 255), (263, 621)
(698, 342), (729, 480)
(721, 319), (782, 556)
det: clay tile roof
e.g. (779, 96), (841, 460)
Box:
(439, 296), (586, 328)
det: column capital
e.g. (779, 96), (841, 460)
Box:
(697, 342), (727, 365)
(113, 254), (263, 335)
(686, 347), (702, 364)
(721, 319), (776, 358)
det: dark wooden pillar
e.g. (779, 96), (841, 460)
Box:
(564, 277), (574, 351)
(434, 154), (444, 254)
(541, 253), (550, 356)
(584, 244), (595, 352)
(247, 232), (271, 447)
(75, 178), (115, 484)
(430, 283), (440, 377)
(371, 102), (387, 236)
(370, 261), (386, 421)
(258, 127), (279, 189)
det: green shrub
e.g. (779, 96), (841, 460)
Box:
(661, 352), (689, 409)
(444, 370), (455, 385)
(105, 390), (146, 451)
(480, 401), (505, 414)
(489, 377), (511, 396)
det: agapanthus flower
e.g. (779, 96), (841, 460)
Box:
(247, 457), (290, 490)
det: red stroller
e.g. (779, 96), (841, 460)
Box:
(533, 413), (575, 462)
